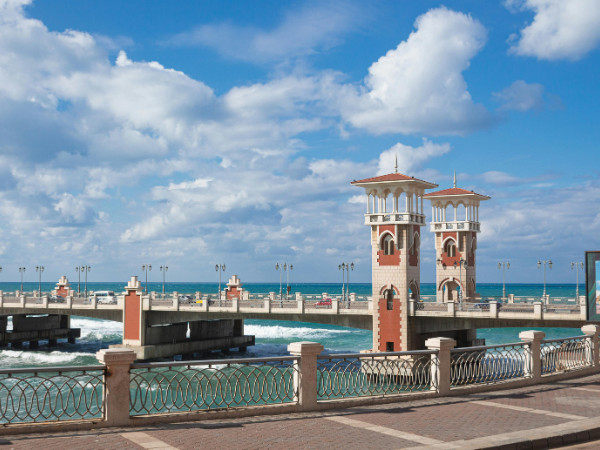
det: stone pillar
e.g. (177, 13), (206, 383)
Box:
(350, 293), (356, 302)
(533, 302), (543, 319)
(269, 292), (276, 302)
(426, 337), (456, 395)
(448, 301), (455, 315)
(409, 299), (415, 315)
(508, 294), (514, 304)
(489, 301), (498, 318)
(332, 299), (339, 314)
(295, 292), (303, 301)
(582, 325), (600, 367)
(287, 342), (323, 411)
(263, 299), (271, 313)
(123, 276), (144, 346)
(519, 330), (545, 382)
(96, 348), (136, 427)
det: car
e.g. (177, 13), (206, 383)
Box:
(178, 295), (194, 303)
(315, 298), (332, 307)
(93, 291), (117, 304)
(49, 295), (65, 303)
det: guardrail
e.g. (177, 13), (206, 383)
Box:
(0, 365), (105, 424)
(2, 325), (600, 434)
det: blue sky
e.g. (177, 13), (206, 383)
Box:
(0, 0), (599, 287)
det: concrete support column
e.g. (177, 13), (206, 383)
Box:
(287, 342), (323, 411)
(96, 348), (136, 427)
(489, 301), (498, 318)
(426, 337), (456, 395)
(533, 302), (543, 319)
(582, 325), (600, 367)
(519, 330), (545, 382)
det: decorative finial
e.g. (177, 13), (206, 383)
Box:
(394, 154), (398, 174)
(453, 171), (457, 188)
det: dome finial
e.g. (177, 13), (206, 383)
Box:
(394, 154), (398, 174)
(453, 170), (457, 188)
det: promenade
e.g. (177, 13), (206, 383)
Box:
(3, 373), (600, 449)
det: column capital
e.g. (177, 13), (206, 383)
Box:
(425, 337), (456, 351)
(519, 330), (545, 342)
(288, 341), (324, 356)
(582, 325), (600, 336)
(96, 348), (137, 365)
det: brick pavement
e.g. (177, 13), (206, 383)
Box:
(4, 374), (600, 449)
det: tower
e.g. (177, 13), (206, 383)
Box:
(352, 170), (437, 352)
(424, 175), (490, 303)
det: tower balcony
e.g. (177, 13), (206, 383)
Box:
(364, 212), (426, 226)
(430, 220), (480, 232)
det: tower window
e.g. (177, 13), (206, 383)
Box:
(381, 234), (394, 255)
(386, 342), (394, 352)
(444, 239), (456, 257)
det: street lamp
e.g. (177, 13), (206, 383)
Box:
(215, 264), (225, 305)
(18, 267), (26, 293)
(75, 266), (82, 294)
(571, 261), (584, 301)
(160, 265), (168, 295)
(80, 265), (91, 297)
(453, 259), (468, 303)
(498, 261), (510, 299)
(141, 264), (152, 295)
(339, 262), (354, 307)
(35, 266), (44, 297)
(275, 263), (283, 305)
(284, 263), (293, 299)
(537, 260), (552, 298)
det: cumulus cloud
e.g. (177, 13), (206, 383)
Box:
(167, 1), (365, 63)
(341, 7), (491, 135)
(493, 80), (546, 112)
(377, 139), (451, 175)
(506, 0), (600, 61)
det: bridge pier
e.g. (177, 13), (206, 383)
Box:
(113, 277), (255, 360)
(0, 314), (81, 348)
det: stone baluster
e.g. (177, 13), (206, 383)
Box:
(519, 330), (545, 383)
(426, 337), (456, 395)
(287, 342), (324, 411)
(96, 348), (136, 427)
(582, 325), (600, 367)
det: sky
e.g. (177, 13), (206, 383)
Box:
(0, 0), (599, 286)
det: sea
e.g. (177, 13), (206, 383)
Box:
(0, 282), (587, 369)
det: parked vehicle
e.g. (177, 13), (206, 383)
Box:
(49, 295), (65, 303)
(178, 295), (194, 303)
(316, 298), (332, 307)
(92, 291), (117, 304)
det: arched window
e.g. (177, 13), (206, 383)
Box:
(444, 239), (456, 257)
(410, 233), (420, 256)
(381, 234), (394, 255)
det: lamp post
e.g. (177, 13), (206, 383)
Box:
(571, 261), (584, 300)
(339, 262), (354, 308)
(80, 265), (91, 297)
(453, 259), (467, 303)
(537, 259), (552, 298)
(35, 265), (44, 297)
(215, 264), (225, 306)
(75, 266), (81, 294)
(284, 263), (293, 300)
(498, 261), (510, 299)
(160, 265), (168, 295)
(275, 263), (283, 306)
(18, 267), (26, 293)
(141, 264), (151, 295)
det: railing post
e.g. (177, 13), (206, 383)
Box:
(519, 330), (545, 382)
(447, 301), (455, 316)
(489, 301), (498, 318)
(425, 337), (455, 395)
(264, 299), (271, 313)
(332, 299), (339, 314)
(96, 348), (136, 427)
(533, 302), (543, 319)
(582, 325), (600, 367)
(287, 341), (323, 411)
(19, 293), (25, 307)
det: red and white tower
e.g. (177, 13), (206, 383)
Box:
(424, 175), (490, 303)
(352, 168), (437, 352)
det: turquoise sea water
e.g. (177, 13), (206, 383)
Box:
(0, 282), (586, 368)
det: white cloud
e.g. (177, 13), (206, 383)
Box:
(167, 1), (365, 63)
(378, 139), (451, 175)
(506, 0), (600, 61)
(493, 80), (546, 111)
(341, 7), (491, 135)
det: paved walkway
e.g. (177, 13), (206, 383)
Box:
(4, 374), (600, 449)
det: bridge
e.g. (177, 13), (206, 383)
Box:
(0, 276), (589, 359)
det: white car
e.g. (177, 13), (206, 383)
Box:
(93, 291), (117, 304)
